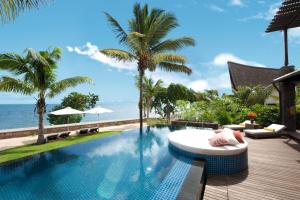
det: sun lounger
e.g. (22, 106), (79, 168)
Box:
(223, 120), (251, 131)
(78, 128), (89, 135)
(89, 127), (99, 133)
(46, 134), (59, 141)
(59, 132), (71, 139)
(244, 124), (286, 138)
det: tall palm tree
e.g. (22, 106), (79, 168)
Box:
(101, 3), (195, 130)
(0, 0), (48, 22)
(135, 76), (163, 118)
(0, 47), (92, 144)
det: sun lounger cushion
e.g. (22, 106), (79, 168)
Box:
(244, 124), (286, 138)
(264, 127), (275, 132)
(266, 124), (285, 132)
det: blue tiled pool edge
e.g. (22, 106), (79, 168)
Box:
(169, 144), (248, 175)
(150, 157), (192, 200)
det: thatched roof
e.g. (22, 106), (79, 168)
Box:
(228, 62), (283, 90)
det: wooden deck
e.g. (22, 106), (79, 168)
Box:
(204, 135), (300, 200)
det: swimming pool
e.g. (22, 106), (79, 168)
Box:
(0, 126), (198, 200)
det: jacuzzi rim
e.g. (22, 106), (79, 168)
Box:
(168, 129), (248, 156)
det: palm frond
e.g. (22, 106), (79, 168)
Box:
(47, 76), (92, 98)
(0, 76), (34, 95)
(158, 62), (192, 75)
(100, 49), (136, 62)
(0, 53), (34, 76)
(0, 0), (48, 23)
(153, 54), (187, 64)
(151, 37), (195, 53)
(103, 12), (128, 44)
(25, 48), (50, 67)
(147, 12), (178, 46)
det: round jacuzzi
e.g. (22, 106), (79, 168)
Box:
(168, 129), (248, 175)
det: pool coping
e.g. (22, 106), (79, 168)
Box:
(176, 159), (207, 200)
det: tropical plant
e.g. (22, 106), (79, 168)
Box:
(248, 104), (280, 127)
(101, 3), (195, 130)
(167, 83), (196, 103)
(0, 47), (92, 144)
(135, 76), (163, 118)
(48, 92), (99, 125)
(194, 89), (219, 102)
(233, 85), (272, 106)
(296, 86), (300, 105)
(0, 0), (48, 22)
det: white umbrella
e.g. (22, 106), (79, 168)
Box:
(84, 106), (113, 127)
(50, 107), (83, 130)
(50, 107), (83, 115)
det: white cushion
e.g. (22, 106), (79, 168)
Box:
(222, 128), (239, 145)
(168, 129), (248, 156)
(242, 120), (251, 125)
(267, 124), (285, 132)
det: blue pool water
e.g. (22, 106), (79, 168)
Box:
(0, 126), (193, 200)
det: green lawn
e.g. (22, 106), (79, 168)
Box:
(0, 131), (121, 164)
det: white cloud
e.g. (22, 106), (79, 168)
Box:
(230, 0), (243, 6)
(208, 4), (225, 12)
(239, 2), (280, 21)
(212, 53), (266, 67)
(188, 73), (231, 92)
(264, 2), (280, 20)
(67, 42), (136, 71)
(289, 27), (300, 44)
(188, 80), (210, 91)
(146, 70), (231, 92)
(67, 42), (234, 92)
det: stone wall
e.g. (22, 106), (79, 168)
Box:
(0, 119), (140, 139)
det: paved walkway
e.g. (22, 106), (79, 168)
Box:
(0, 123), (141, 151)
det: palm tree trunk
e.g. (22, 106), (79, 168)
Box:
(146, 98), (151, 119)
(37, 98), (45, 144)
(139, 69), (144, 132)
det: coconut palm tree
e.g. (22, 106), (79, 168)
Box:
(135, 76), (163, 118)
(0, 0), (48, 22)
(0, 47), (92, 144)
(233, 85), (272, 106)
(101, 3), (195, 130)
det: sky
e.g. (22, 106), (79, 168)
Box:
(0, 0), (300, 104)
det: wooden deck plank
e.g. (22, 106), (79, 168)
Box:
(203, 135), (300, 200)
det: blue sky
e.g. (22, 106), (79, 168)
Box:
(0, 0), (299, 104)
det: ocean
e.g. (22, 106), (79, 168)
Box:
(0, 102), (139, 130)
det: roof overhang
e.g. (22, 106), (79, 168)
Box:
(273, 69), (300, 83)
(266, 0), (300, 33)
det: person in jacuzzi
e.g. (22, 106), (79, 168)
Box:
(209, 128), (244, 147)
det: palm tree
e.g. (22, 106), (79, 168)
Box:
(101, 3), (195, 130)
(233, 85), (272, 106)
(0, 47), (92, 144)
(0, 0), (48, 22)
(135, 76), (163, 118)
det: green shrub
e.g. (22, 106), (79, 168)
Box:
(296, 105), (300, 129)
(48, 92), (99, 125)
(249, 104), (280, 127)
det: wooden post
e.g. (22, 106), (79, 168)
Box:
(279, 82), (296, 132)
(284, 28), (289, 66)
